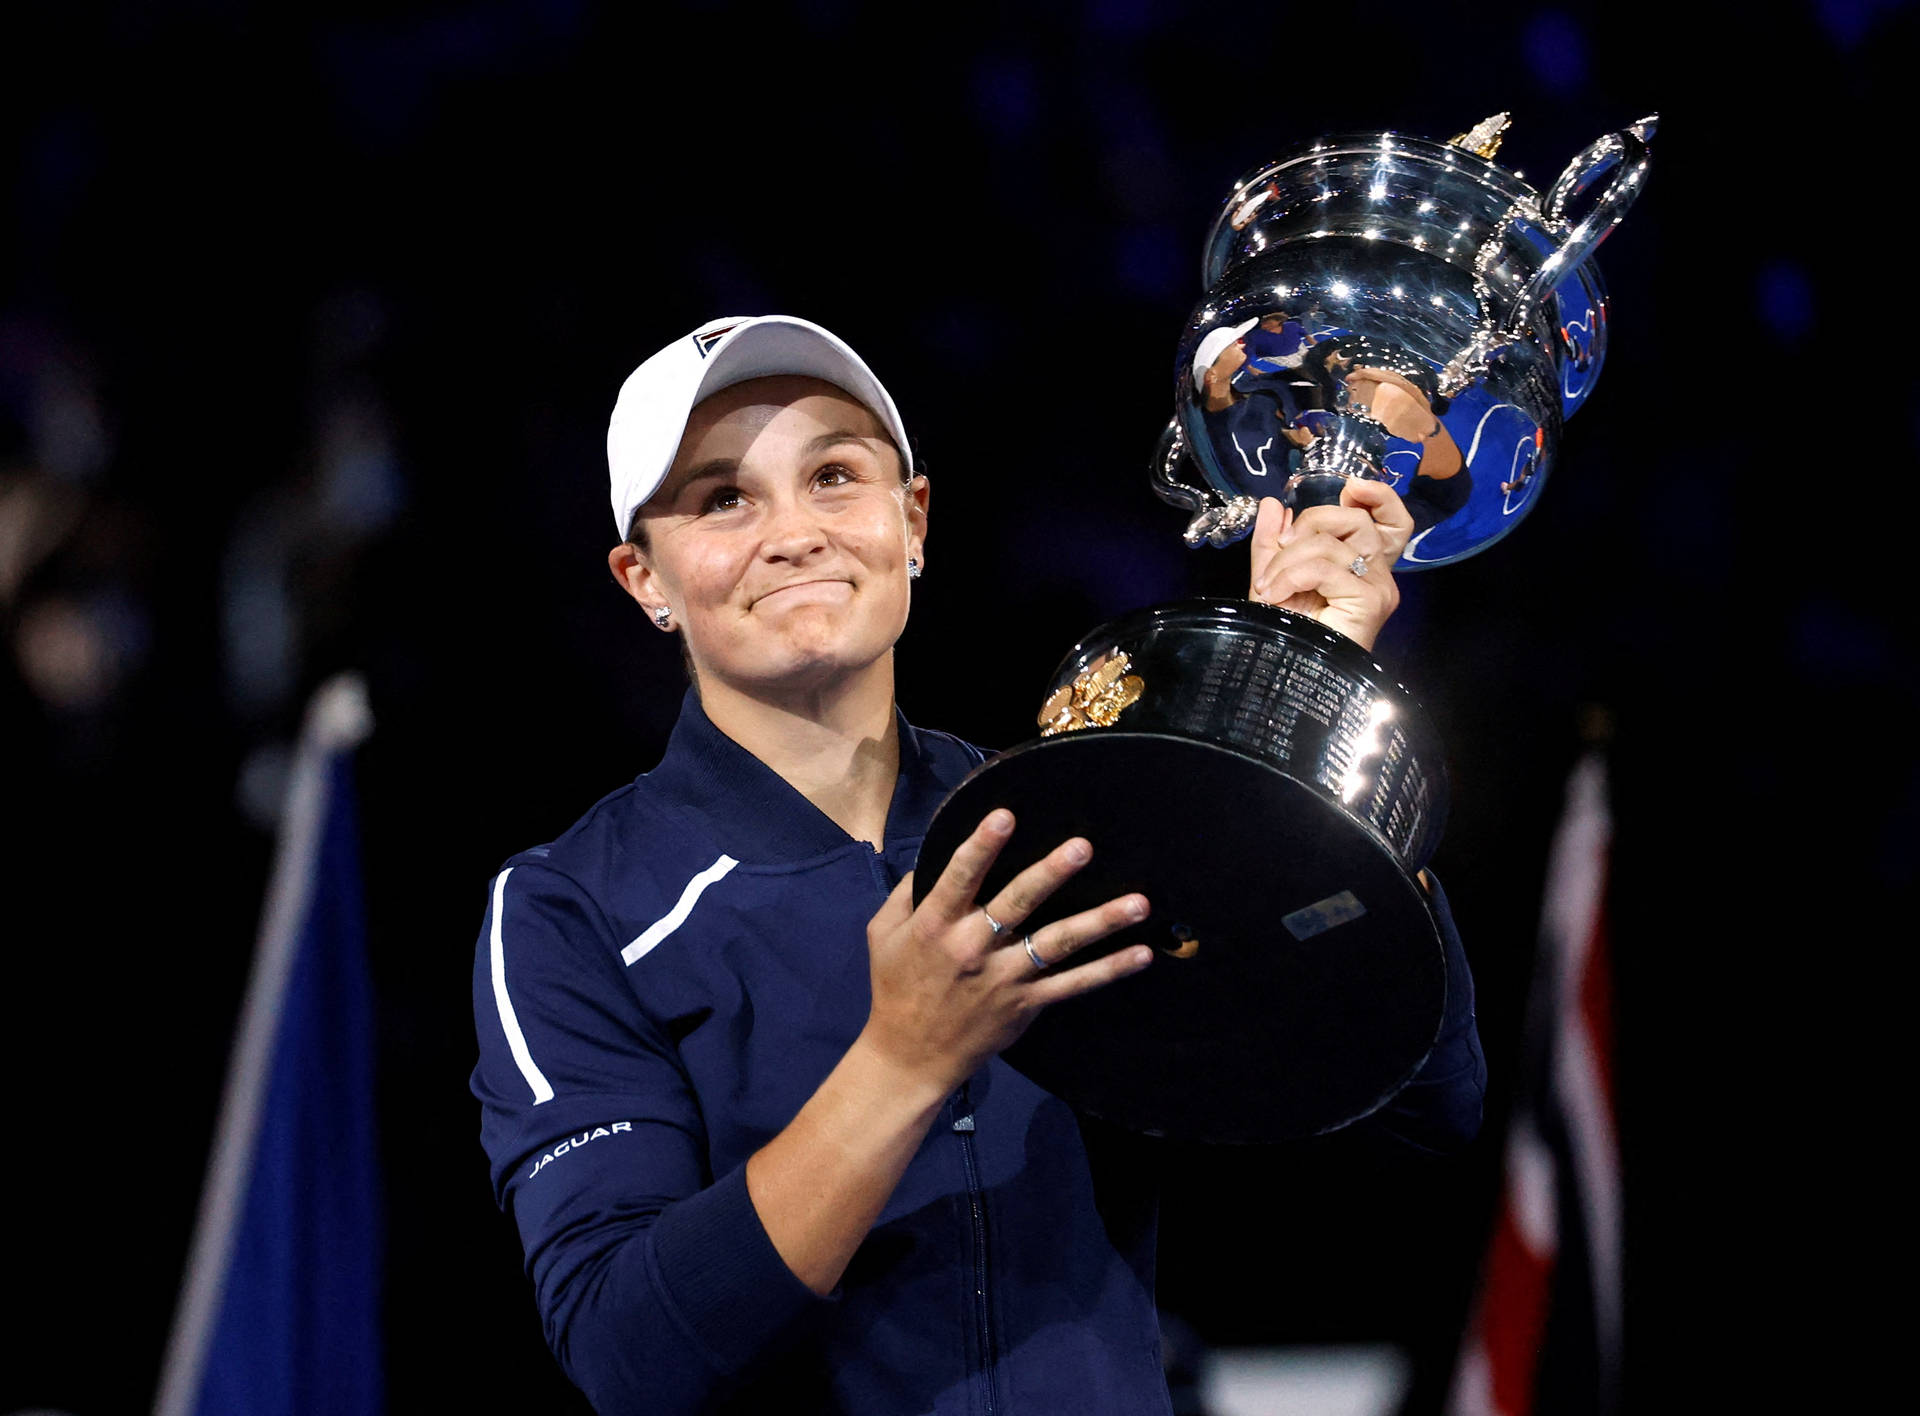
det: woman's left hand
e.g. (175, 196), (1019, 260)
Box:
(1247, 481), (1414, 651)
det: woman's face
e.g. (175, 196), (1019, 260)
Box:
(620, 375), (928, 698)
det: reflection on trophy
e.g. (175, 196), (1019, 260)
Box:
(916, 115), (1655, 1143)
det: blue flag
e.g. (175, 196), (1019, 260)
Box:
(155, 674), (382, 1416)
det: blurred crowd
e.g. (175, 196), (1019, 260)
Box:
(2, 294), (403, 827)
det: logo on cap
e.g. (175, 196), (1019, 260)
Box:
(692, 324), (742, 358)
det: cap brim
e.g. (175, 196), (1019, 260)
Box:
(608, 315), (912, 538)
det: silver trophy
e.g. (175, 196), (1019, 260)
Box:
(916, 116), (1654, 1143)
(1159, 112), (1654, 558)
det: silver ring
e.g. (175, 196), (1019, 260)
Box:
(981, 909), (1006, 936)
(1349, 555), (1370, 577)
(1023, 936), (1049, 971)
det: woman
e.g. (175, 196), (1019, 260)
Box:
(472, 315), (1482, 1415)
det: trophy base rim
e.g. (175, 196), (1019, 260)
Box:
(914, 729), (1447, 1144)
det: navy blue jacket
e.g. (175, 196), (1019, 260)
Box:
(472, 692), (1484, 1414)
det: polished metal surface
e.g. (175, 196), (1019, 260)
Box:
(1154, 116), (1654, 567)
(1039, 598), (1448, 870)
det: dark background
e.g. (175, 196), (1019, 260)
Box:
(3, 1), (1908, 1411)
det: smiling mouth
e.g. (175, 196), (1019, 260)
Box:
(754, 579), (851, 606)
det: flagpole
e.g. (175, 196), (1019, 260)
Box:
(152, 672), (374, 1416)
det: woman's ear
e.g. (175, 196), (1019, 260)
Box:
(904, 473), (930, 571)
(608, 542), (670, 623)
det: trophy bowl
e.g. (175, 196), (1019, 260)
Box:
(1160, 112), (1653, 561)
(915, 116), (1653, 1143)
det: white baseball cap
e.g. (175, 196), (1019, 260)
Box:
(606, 314), (913, 539)
(1191, 317), (1258, 392)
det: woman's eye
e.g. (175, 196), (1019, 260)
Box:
(816, 463), (856, 486)
(702, 486), (745, 513)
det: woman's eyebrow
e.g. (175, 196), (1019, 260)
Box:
(800, 430), (885, 456)
(668, 430), (883, 497)
(671, 459), (738, 491)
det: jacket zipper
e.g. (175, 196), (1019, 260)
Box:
(954, 1086), (999, 1415)
(873, 848), (999, 1412)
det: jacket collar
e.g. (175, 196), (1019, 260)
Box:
(643, 688), (954, 863)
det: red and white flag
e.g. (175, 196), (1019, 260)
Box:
(1449, 751), (1621, 1416)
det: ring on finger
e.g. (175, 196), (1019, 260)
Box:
(1023, 935), (1049, 971)
(1349, 555), (1370, 577)
(981, 908), (1007, 936)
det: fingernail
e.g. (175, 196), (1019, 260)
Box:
(987, 809), (1013, 833)
(1132, 946), (1154, 967)
(1128, 896), (1149, 921)
(1065, 839), (1091, 864)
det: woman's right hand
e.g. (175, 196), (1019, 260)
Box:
(861, 808), (1153, 1097)
(1248, 482), (1411, 651)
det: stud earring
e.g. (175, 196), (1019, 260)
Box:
(907, 556), (922, 581)
(652, 606), (673, 630)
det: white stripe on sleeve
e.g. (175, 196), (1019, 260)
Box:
(489, 867), (555, 1105)
(623, 854), (739, 966)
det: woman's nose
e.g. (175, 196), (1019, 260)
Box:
(759, 495), (828, 559)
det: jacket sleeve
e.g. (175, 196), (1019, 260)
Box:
(471, 860), (828, 1414)
(1362, 870), (1487, 1152)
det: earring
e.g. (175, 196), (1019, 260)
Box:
(907, 557), (922, 581)
(652, 606), (673, 630)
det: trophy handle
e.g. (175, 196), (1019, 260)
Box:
(1150, 417), (1261, 547)
(1149, 418), (1209, 515)
(1500, 115), (1658, 337)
